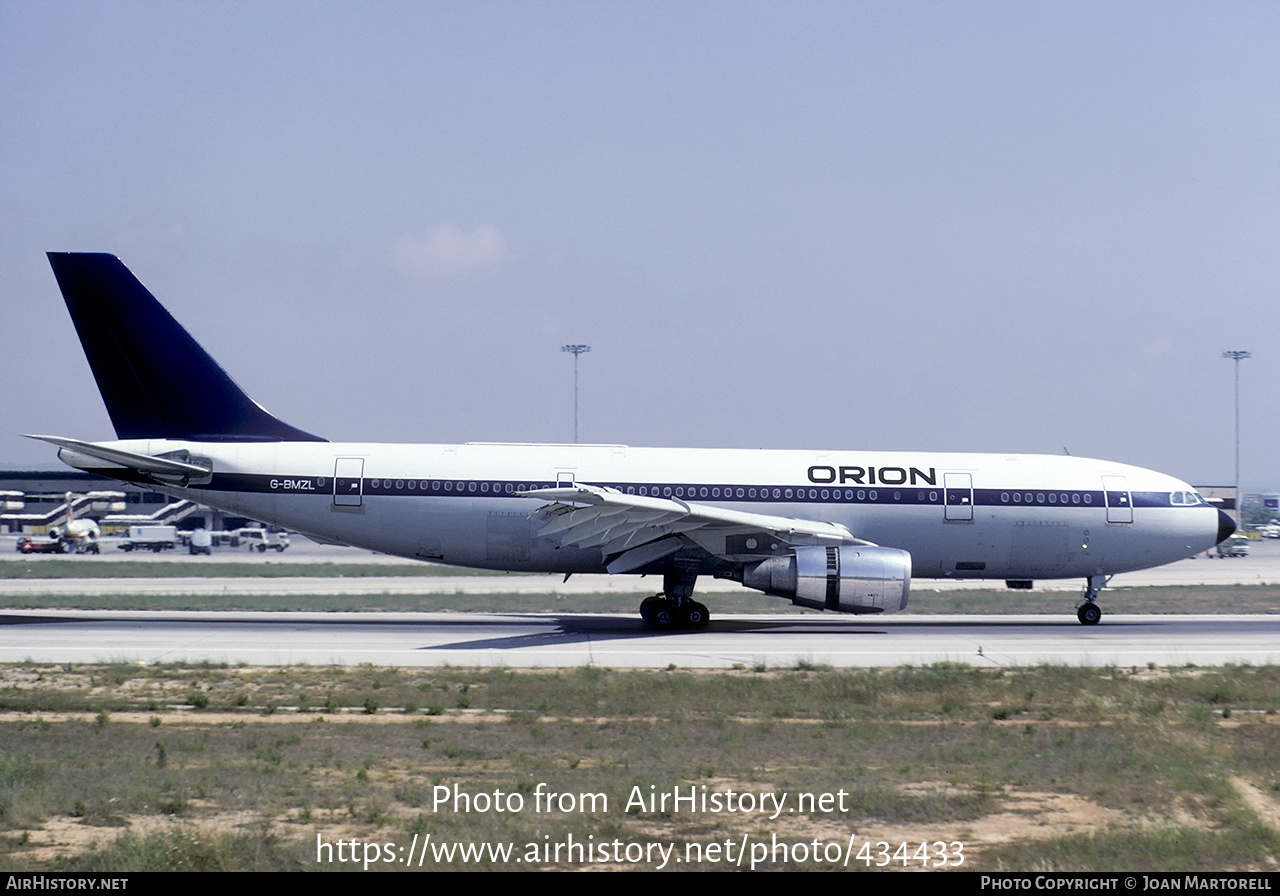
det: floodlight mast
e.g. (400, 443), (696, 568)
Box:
(561, 344), (591, 443)
(1222, 350), (1251, 521)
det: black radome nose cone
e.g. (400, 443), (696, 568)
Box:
(1216, 509), (1237, 545)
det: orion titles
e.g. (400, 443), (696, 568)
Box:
(806, 465), (937, 487)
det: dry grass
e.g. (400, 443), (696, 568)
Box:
(1, 662), (1278, 871)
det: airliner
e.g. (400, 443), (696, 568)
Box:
(50, 492), (102, 553)
(30, 253), (1234, 628)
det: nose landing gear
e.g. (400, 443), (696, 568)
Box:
(1077, 602), (1102, 625)
(1075, 574), (1108, 625)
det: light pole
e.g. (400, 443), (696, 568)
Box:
(561, 344), (591, 443)
(1222, 350), (1250, 522)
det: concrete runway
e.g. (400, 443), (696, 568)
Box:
(3, 536), (1278, 668)
(1, 609), (1277, 668)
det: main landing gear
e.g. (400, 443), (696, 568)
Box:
(639, 567), (710, 630)
(1075, 574), (1107, 626)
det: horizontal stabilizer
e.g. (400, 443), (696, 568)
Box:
(23, 435), (210, 476)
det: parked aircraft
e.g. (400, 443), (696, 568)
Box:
(31, 253), (1234, 627)
(49, 492), (101, 554)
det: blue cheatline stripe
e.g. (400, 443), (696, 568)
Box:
(190, 473), (1181, 511)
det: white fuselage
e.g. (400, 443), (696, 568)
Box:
(64, 440), (1223, 583)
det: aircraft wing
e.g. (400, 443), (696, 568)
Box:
(518, 483), (873, 574)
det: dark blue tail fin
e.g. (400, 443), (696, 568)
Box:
(48, 253), (325, 442)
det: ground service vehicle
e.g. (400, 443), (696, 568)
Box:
(16, 536), (66, 554)
(117, 525), (177, 552)
(236, 528), (290, 552)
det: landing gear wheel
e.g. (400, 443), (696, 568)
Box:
(647, 598), (676, 630)
(639, 595), (665, 624)
(1077, 602), (1102, 625)
(679, 601), (710, 630)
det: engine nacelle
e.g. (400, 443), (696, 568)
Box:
(742, 545), (911, 614)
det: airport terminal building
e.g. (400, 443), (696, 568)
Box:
(1, 469), (257, 535)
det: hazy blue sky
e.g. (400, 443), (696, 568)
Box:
(3, 1), (1277, 488)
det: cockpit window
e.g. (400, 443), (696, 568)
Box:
(1170, 491), (1205, 506)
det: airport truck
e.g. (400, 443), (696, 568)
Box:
(1216, 533), (1251, 558)
(118, 525), (178, 552)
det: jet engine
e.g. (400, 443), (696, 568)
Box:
(741, 545), (911, 614)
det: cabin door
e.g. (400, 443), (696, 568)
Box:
(1102, 475), (1132, 523)
(944, 472), (973, 521)
(334, 457), (365, 506)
